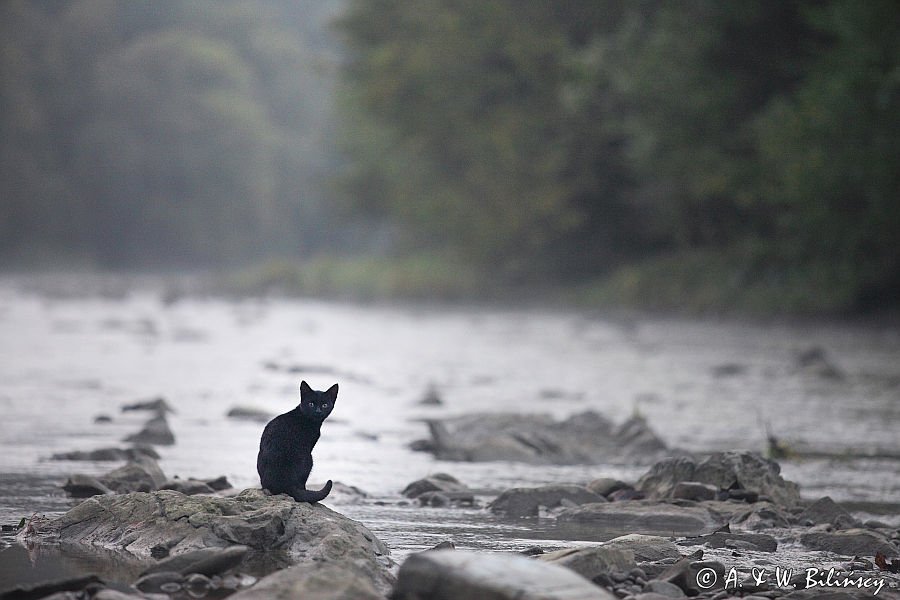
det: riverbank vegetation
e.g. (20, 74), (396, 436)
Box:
(1, 1), (897, 314)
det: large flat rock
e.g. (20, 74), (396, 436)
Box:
(416, 412), (668, 465)
(392, 550), (616, 600)
(18, 488), (394, 593)
(557, 501), (723, 537)
(637, 451), (800, 507)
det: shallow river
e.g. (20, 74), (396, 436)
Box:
(0, 278), (898, 588)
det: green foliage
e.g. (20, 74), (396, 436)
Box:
(0, 0), (340, 267)
(335, 0), (640, 281)
(336, 0), (900, 312)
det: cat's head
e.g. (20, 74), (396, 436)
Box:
(298, 380), (338, 421)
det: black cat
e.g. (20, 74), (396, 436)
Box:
(257, 380), (337, 503)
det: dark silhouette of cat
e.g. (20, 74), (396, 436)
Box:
(257, 380), (337, 503)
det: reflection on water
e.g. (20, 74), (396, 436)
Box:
(0, 278), (898, 587)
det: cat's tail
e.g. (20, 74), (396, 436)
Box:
(291, 480), (333, 503)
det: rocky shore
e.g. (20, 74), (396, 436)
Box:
(3, 399), (899, 600)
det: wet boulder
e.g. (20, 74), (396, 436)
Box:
(536, 546), (636, 580)
(402, 473), (469, 498)
(159, 478), (215, 495)
(489, 485), (604, 518)
(19, 488), (394, 593)
(123, 414), (175, 446)
(678, 531), (778, 552)
(558, 501), (723, 537)
(227, 562), (384, 600)
(62, 474), (114, 498)
(99, 456), (167, 493)
(637, 451), (800, 507)
(414, 411), (668, 465)
(799, 529), (897, 557)
(599, 534), (682, 563)
(798, 496), (859, 528)
(392, 550), (617, 599)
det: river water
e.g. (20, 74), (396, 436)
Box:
(0, 277), (898, 588)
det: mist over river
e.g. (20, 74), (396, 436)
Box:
(1, 277), (898, 587)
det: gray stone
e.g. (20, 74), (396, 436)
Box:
(227, 562), (384, 600)
(800, 528), (897, 557)
(402, 473), (468, 498)
(416, 411), (668, 465)
(587, 478), (631, 497)
(489, 485), (604, 518)
(537, 546), (635, 580)
(727, 503), (792, 530)
(226, 406), (274, 422)
(600, 535), (682, 563)
(18, 488), (394, 594)
(558, 501), (722, 537)
(679, 532), (777, 552)
(123, 414), (175, 446)
(140, 545), (248, 577)
(160, 479), (215, 495)
(62, 474), (114, 498)
(638, 452), (800, 507)
(50, 446), (159, 462)
(799, 496), (858, 527)
(671, 482), (717, 502)
(122, 397), (174, 413)
(99, 456), (167, 493)
(393, 549), (617, 599)
(645, 580), (685, 597)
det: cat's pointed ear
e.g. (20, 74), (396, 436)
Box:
(324, 383), (338, 403)
(299, 380), (312, 398)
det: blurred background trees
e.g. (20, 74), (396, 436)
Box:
(1, 0), (897, 311)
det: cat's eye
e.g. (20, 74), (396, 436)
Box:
(323, 403), (329, 409)
(308, 402), (314, 407)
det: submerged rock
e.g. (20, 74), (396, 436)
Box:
(392, 549), (616, 600)
(637, 451), (800, 507)
(19, 488), (394, 593)
(489, 485), (603, 518)
(413, 411), (668, 465)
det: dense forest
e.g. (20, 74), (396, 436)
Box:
(1, 0), (898, 312)
(0, 0), (345, 266)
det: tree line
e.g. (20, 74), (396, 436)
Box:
(335, 0), (899, 310)
(1, 0), (897, 311)
(0, 0), (343, 267)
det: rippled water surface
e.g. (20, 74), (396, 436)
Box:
(1, 278), (898, 587)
